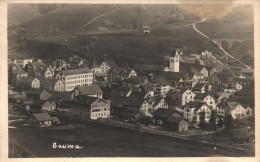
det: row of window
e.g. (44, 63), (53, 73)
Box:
(92, 112), (107, 118)
(67, 79), (92, 85)
(66, 74), (93, 80)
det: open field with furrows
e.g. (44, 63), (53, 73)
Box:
(9, 123), (247, 158)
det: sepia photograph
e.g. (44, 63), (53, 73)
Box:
(2, 0), (258, 159)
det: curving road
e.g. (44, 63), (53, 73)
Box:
(192, 18), (252, 69)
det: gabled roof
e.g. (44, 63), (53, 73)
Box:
(193, 83), (207, 91)
(27, 88), (47, 95)
(32, 112), (56, 121)
(8, 63), (28, 74)
(227, 102), (240, 110)
(29, 61), (49, 73)
(124, 91), (148, 107)
(75, 84), (103, 95)
(103, 60), (118, 68)
(17, 77), (34, 83)
(124, 76), (147, 85)
(194, 93), (210, 100)
(49, 92), (71, 102)
(31, 100), (55, 107)
(74, 95), (108, 107)
(150, 76), (169, 86)
(153, 108), (177, 118)
(185, 101), (208, 111)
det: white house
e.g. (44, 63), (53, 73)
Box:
(183, 101), (211, 123)
(54, 80), (65, 92)
(32, 78), (40, 89)
(72, 95), (110, 120)
(194, 93), (216, 110)
(180, 88), (196, 106)
(56, 68), (93, 92)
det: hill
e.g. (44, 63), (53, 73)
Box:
(14, 4), (199, 34)
(227, 39), (254, 68)
(8, 4), (42, 27)
(196, 5), (253, 39)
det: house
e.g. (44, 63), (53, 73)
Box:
(150, 76), (170, 97)
(123, 76), (149, 86)
(30, 100), (56, 112)
(55, 67), (93, 92)
(165, 117), (189, 131)
(99, 59), (118, 73)
(48, 91), (71, 108)
(122, 91), (151, 118)
(218, 67), (235, 82)
(53, 59), (67, 71)
(26, 89), (51, 101)
(192, 82), (210, 93)
(28, 112), (59, 127)
(152, 108), (182, 126)
(71, 84), (103, 100)
(54, 79), (65, 92)
(147, 96), (168, 113)
(183, 101), (211, 123)
(8, 63), (28, 83)
(8, 56), (33, 68)
(71, 95), (110, 120)
(108, 67), (137, 82)
(14, 77), (40, 91)
(220, 82), (236, 93)
(191, 65), (208, 77)
(95, 72), (108, 82)
(27, 60), (54, 78)
(194, 93), (216, 110)
(225, 102), (247, 120)
(180, 88), (196, 106)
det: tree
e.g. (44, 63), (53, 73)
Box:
(217, 116), (224, 127)
(224, 113), (234, 130)
(199, 111), (206, 125)
(209, 110), (217, 130)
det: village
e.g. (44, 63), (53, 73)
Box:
(8, 46), (255, 155)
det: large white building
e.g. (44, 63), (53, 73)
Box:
(56, 68), (93, 92)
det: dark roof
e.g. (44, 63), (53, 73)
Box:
(74, 95), (101, 106)
(124, 76), (147, 85)
(110, 95), (127, 108)
(16, 77), (35, 83)
(151, 76), (169, 86)
(186, 101), (208, 111)
(8, 63), (28, 74)
(153, 108), (177, 118)
(192, 83), (207, 91)
(49, 92), (71, 102)
(32, 112), (56, 121)
(27, 88), (46, 95)
(194, 93), (209, 100)
(134, 64), (165, 72)
(31, 100), (49, 107)
(75, 84), (103, 95)
(124, 91), (148, 107)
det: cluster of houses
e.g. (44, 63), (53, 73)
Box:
(8, 48), (254, 131)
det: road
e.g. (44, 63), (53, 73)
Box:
(192, 18), (252, 69)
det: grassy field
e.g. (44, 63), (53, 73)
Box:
(9, 123), (247, 157)
(9, 23), (227, 68)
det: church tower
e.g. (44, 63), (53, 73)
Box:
(169, 49), (180, 72)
